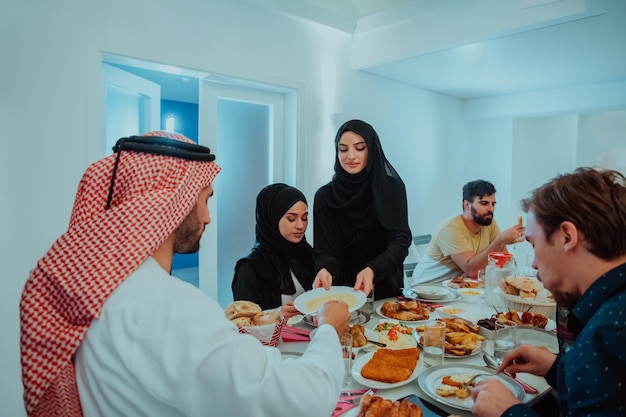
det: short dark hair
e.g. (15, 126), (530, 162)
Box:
(521, 167), (626, 260)
(463, 180), (496, 204)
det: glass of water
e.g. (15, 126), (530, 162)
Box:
(423, 320), (446, 367)
(494, 320), (517, 362)
(339, 333), (353, 387)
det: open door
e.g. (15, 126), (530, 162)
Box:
(102, 63), (160, 157)
(200, 80), (294, 307)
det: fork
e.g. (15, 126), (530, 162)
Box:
(460, 373), (490, 392)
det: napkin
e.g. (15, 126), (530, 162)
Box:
(332, 389), (377, 417)
(280, 325), (311, 342)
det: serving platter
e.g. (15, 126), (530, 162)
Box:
(294, 286), (366, 314)
(418, 364), (524, 411)
(376, 304), (436, 324)
(351, 351), (423, 389)
(414, 330), (485, 359)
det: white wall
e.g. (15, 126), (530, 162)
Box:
(2, 0), (626, 415)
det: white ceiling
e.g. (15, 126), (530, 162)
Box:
(116, 0), (626, 102)
(243, 0), (626, 99)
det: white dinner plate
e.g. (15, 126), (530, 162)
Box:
(442, 278), (479, 290)
(414, 330), (485, 358)
(302, 309), (370, 328)
(418, 364), (524, 411)
(376, 304), (435, 324)
(351, 350), (423, 389)
(294, 286), (366, 314)
(403, 288), (460, 304)
(517, 326), (559, 353)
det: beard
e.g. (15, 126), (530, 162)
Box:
(173, 210), (203, 254)
(551, 290), (580, 310)
(470, 205), (493, 226)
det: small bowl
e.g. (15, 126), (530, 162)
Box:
(458, 289), (483, 304)
(413, 285), (450, 300)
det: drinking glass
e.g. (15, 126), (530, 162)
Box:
(339, 333), (353, 387)
(423, 321), (446, 367)
(494, 320), (517, 363)
(477, 269), (486, 289)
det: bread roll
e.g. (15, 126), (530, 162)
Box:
(225, 300), (262, 320)
(232, 316), (253, 328)
(252, 310), (281, 326)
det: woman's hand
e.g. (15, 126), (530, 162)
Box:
(280, 301), (300, 321)
(498, 344), (557, 378)
(354, 267), (374, 297)
(471, 379), (521, 417)
(313, 268), (333, 290)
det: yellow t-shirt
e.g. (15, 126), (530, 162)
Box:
(412, 215), (499, 284)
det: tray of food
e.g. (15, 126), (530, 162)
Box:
(376, 300), (431, 323)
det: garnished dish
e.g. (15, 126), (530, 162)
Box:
(416, 318), (485, 357)
(377, 300), (430, 322)
(356, 393), (424, 416)
(293, 286), (366, 314)
(418, 364), (524, 411)
(373, 322), (417, 349)
(352, 348), (423, 389)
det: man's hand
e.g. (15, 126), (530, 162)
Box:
(313, 268), (333, 290)
(498, 223), (525, 245)
(316, 300), (350, 335)
(353, 267), (374, 297)
(471, 379), (520, 417)
(498, 344), (557, 378)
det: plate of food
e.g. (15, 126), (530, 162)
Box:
(352, 348), (423, 389)
(301, 309), (370, 327)
(415, 318), (486, 358)
(294, 286), (366, 314)
(418, 364), (524, 411)
(376, 300), (432, 323)
(443, 276), (479, 289)
(372, 321), (418, 349)
(403, 288), (459, 304)
(349, 324), (380, 351)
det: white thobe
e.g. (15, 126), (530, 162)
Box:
(75, 257), (343, 417)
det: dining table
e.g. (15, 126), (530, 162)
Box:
(279, 288), (557, 417)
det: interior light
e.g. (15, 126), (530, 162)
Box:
(165, 115), (175, 132)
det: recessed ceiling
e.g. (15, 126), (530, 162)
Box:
(243, 0), (626, 99)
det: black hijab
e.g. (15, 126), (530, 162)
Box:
(247, 183), (314, 294)
(328, 119), (409, 232)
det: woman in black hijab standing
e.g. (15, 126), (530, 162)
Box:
(232, 183), (315, 317)
(313, 120), (411, 300)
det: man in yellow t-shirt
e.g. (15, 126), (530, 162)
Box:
(411, 180), (525, 285)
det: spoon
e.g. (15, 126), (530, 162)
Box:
(482, 354), (538, 394)
(286, 313), (315, 327)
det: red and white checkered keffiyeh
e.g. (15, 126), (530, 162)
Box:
(19, 131), (221, 417)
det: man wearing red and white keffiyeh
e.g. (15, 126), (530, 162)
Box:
(20, 131), (350, 417)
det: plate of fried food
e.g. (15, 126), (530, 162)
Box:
(418, 364), (524, 411)
(415, 318), (486, 358)
(349, 324), (379, 350)
(443, 276), (479, 289)
(352, 348), (423, 389)
(376, 300), (431, 323)
(353, 393), (427, 417)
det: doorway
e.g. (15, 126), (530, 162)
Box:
(101, 55), (297, 308)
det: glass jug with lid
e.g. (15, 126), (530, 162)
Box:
(484, 252), (515, 307)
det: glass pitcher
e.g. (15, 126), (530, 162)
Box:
(484, 252), (515, 307)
